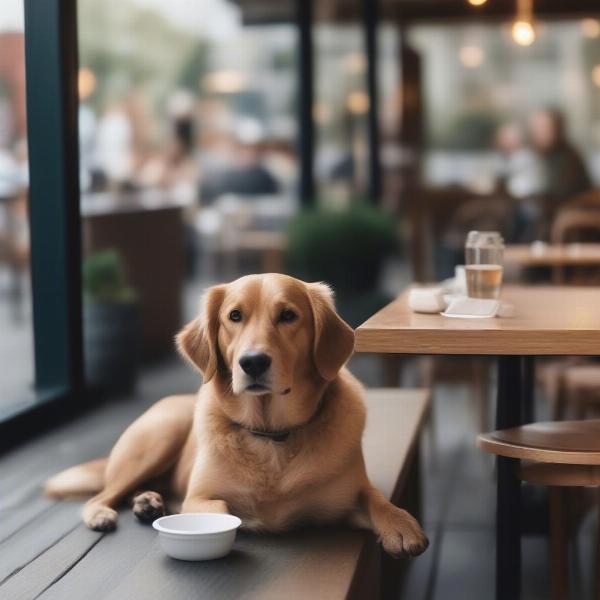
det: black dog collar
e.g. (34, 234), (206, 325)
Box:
(247, 428), (292, 443)
(234, 396), (326, 443)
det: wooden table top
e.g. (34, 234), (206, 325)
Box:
(504, 243), (600, 267)
(355, 285), (600, 356)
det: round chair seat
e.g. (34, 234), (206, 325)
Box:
(477, 419), (600, 465)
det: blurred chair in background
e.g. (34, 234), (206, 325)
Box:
(550, 208), (600, 284)
(436, 196), (513, 280)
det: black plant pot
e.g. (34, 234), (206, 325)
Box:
(83, 301), (140, 393)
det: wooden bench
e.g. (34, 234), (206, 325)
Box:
(0, 388), (429, 600)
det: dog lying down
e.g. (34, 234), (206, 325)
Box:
(45, 274), (428, 557)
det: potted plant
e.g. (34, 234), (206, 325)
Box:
(286, 202), (399, 327)
(83, 249), (139, 392)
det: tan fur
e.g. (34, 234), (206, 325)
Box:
(45, 274), (428, 556)
(44, 458), (106, 499)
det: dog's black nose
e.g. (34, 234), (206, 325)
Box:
(239, 352), (272, 378)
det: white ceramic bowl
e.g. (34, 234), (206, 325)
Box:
(152, 513), (242, 561)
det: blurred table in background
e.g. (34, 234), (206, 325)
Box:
(82, 191), (186, 359)
(504, 243), (600, 284)
(233, 231), (287, 274)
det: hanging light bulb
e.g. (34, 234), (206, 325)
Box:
(512, 20), (536, 46)
(468, 0), (488, 6)
(581, 19), (600, 39)
(512, 0), (536, 46)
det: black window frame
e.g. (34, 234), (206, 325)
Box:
(0, 0), (83, 452)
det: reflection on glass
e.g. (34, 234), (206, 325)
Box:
(314, 13), (369, 207)
(77, 0), (298, 383)
(408, 21), (600, 193)
(0, 2), (34, 416)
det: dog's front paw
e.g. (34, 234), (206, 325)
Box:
(132, 491), (165, 523)
(83, 505), (118, 532)
(379, 508), (428, 557)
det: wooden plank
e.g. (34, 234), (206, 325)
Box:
(40, 390), (427, 600)
(363, 388), (430, 500)
(103, 529), (366, 600)
(0, 496), (54, 543)
(0, 525), (102, 600)
(39, 513), (154, 600)
(0, 501), (81, 584)
(0, 363), (199, 594)
(355, 285), (600, 356)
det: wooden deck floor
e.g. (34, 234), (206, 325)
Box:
(0, 359), (200, 599)
(3, 355), (598, 600)
(0, 357), (414, 600)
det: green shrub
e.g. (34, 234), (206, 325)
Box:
(83, 249), (136, 303)
(286, 203), (398, 294)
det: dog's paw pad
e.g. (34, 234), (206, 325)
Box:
(380, 510), (429, 558)
(85, 506), (118, 532)
(132, 491), (165, 523)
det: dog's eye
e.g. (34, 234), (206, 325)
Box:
(229, 309), (242, 322)
(278, 308), (297, 323)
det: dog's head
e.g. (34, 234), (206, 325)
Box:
(177, 274), (354, 405)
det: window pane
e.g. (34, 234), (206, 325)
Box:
(0, 2), (34, 417)
(314, 4), (369, 206)
(77, 0), (297, 390)
(409, 21), (600, 190)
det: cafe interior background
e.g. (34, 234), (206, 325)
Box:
(3, 0), (600, 597)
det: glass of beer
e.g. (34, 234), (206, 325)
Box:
(465, 231), (504, 299)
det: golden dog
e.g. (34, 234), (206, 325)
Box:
(45, 274), (428, 557)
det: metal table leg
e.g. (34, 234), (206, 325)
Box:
(521, 356), (535, 424)
(496, 356), (523, 600)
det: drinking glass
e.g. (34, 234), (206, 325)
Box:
(465, 231), (504, 299)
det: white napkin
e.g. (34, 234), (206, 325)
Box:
(441, 296), (500, 319)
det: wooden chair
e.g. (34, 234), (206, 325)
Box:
(478, 420), (600, 600)
(550, 208), (600, 284)
(555, 365), (600, 420)
(544, 205), (600, 420)
(563, 189), (600, 212)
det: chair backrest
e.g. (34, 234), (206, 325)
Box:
(443, 197), (513, 247)
(551, 208), (600, 244)
(563, 189), (600, 211)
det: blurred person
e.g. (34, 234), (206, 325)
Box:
(528, 108), (592, 227)
(494, 121), (544, 241)
(79, 103), (97, 192)
(494, 121), (543, 199)
(137, 117), (199, 198)
(94, 101), (134, 188)
(136, 114), (201, 278)
(262, 138), (297, 194)
(200, 118), (279, 204)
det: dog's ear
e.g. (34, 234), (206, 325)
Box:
(307, 282), (355, 381)
(176, 284), (226, 382)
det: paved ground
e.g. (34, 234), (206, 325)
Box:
(0, 267), (34, 418)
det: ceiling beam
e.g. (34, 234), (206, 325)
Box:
(235, 0), (600, 26)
